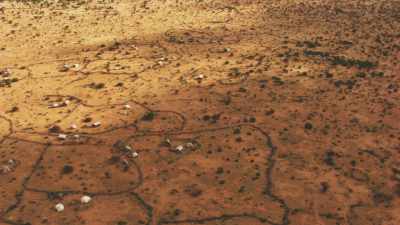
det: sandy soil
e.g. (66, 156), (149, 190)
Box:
(0, 0), (399, 225)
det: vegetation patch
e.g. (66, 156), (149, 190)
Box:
(303, 50), (330, 58)
(331, 56), (376, 69)
(303, 50), (377, 69)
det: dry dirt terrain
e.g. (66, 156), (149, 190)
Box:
(0, 0), (399, 225)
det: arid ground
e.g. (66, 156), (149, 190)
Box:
(0, 0), (399, 224)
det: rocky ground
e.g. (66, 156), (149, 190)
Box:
(0, 0), (399, 225)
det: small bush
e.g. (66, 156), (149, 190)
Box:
(142, 111), (156, 121)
